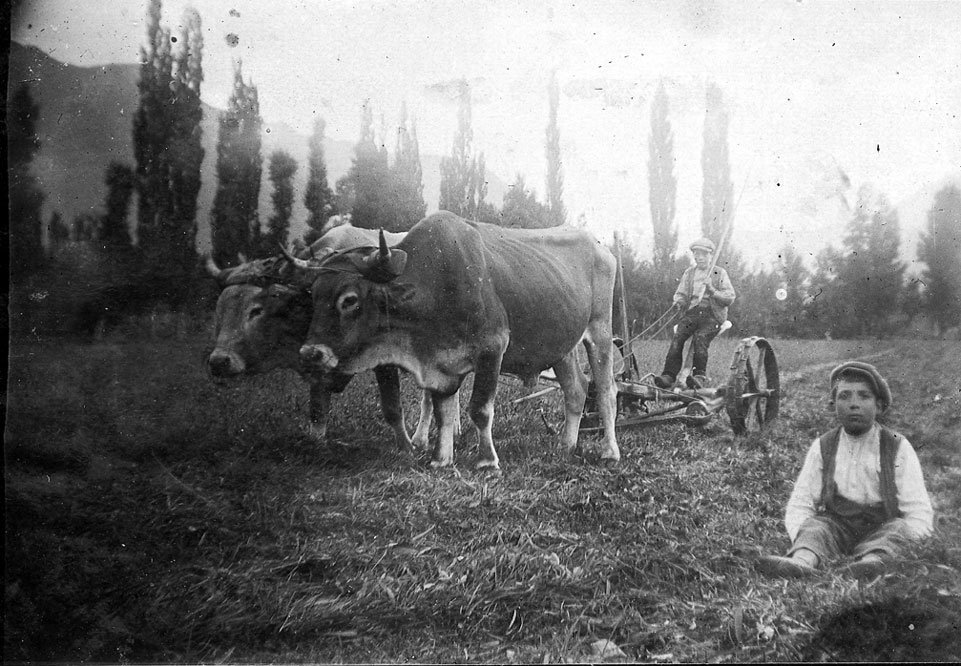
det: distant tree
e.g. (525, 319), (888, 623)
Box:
(616, 242), (665, 338)
(166, 7), (205, 272)
(818, 186), (905, 337)
(918, 184), (961, 334)
(334, 176), (356, 219)
(8, 83), (46, 279)
(700, 82), (734, 257)
(901, 277), (925, 330)
(133, 0), (173, 254)
(303, 116), (335, 242)
(473, 152), (501, 224)
(388, 103), (427, 231)
(261, 150), (298, 254)
(340, 101), (393, 231)
(47, 211), (70, 248)
(210, 60), (263, 265)
(730, 268), (781, 337)
(647, 79), (679, 308)
(770, 245), (813, 337)
(500, 175), (551, 228)
(133, 0), (204, 293)
(99, 162), (136, 251)
(806, 245), (844, 337)
(476, 199), (502, 225)
(439, 80), (486, 218)
(545, 71), (566, 227)
(476, 152), (491, 216)
(72, 213), (99, 242)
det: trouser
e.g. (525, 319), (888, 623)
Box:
(661, 306), (721, 379)
(788, 496), (913, 563)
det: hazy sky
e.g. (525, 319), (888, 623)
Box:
(12, 0), (961, 269)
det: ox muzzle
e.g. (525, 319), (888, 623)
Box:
(300, 343), (340, 371)
(206, 349), (246, 380)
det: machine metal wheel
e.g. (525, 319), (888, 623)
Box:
(725, 336), (780, 434)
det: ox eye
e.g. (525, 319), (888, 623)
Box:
(337, 292), (360, 315)
(248, 306), (263, 320)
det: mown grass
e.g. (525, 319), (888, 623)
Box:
(4, 335), (960, 662)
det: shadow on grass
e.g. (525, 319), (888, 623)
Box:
(802, 591), (961, 661)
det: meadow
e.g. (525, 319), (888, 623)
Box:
(5, 333), (960, 662)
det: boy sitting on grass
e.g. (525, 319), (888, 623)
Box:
(757, 361), (933, 579)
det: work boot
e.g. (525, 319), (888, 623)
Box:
(686, 374), (708, 389)
(755, 555), (818, 579)
(839, 553), (886, 579)
(653, 374), (674, 389)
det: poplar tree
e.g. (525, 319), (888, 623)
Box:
(390, 103), (427, 231)
(168, 8), (205, 272)
(8, 83), (46, 279)
(501, 175), (551, 228)
(700, 82), (734, 253)
(133, 0), (173, 263)
(439, 80), (486, 219)
(133, 0), (204, 290)
(263, 150), (298, 253)
(545, 71), (566, 227)
(304, 116), (335, 242)
(918, 184), (961, 333)
(48, 212), (70, 249)
(342, 101), (392, 230)
(210, 60), (263, 265)
(648, 80), (678, 276)
(99, 162), (135, 251)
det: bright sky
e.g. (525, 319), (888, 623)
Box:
(12, 0), (961, 269)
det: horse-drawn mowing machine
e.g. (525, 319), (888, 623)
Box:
(515, 228), (781, 437)
(579, 334), (781, 435)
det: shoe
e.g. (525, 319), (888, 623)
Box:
(653, 374), (674, 389)
(686, 374), (708, 389)
(756, 555), (818, 579)
(840, 554), (886, 579)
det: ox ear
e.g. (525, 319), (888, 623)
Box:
(353, 229), (407, 283)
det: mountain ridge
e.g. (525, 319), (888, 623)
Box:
(7, 41), (509, 251)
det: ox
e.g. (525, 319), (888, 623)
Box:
(294, 211), (620, 470)
(205, 225), (444, 450)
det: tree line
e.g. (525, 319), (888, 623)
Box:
(7, 0), (960, 339)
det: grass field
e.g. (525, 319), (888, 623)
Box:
(5, 334), (960, 662)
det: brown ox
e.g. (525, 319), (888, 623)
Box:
(295, 212), (620, 469)
(205, 225), (445, 450)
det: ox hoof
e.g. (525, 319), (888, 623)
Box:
(430, 459), (454, 470)
(474, 460), (502, 475)
(599, 457), (620, 469)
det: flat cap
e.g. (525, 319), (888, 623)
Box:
(830, 361), (893, 411)
(689, 237), (716, 253)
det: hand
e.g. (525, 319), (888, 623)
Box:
(703, 284), (715, 296)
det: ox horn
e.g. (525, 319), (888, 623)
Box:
(357, 229), (407, 283)
(378, 229), (391, 259)
(205, 255), (226, 281)
(279, 243), (315, 271)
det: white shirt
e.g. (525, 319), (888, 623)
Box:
(785, 423), (934, 541)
